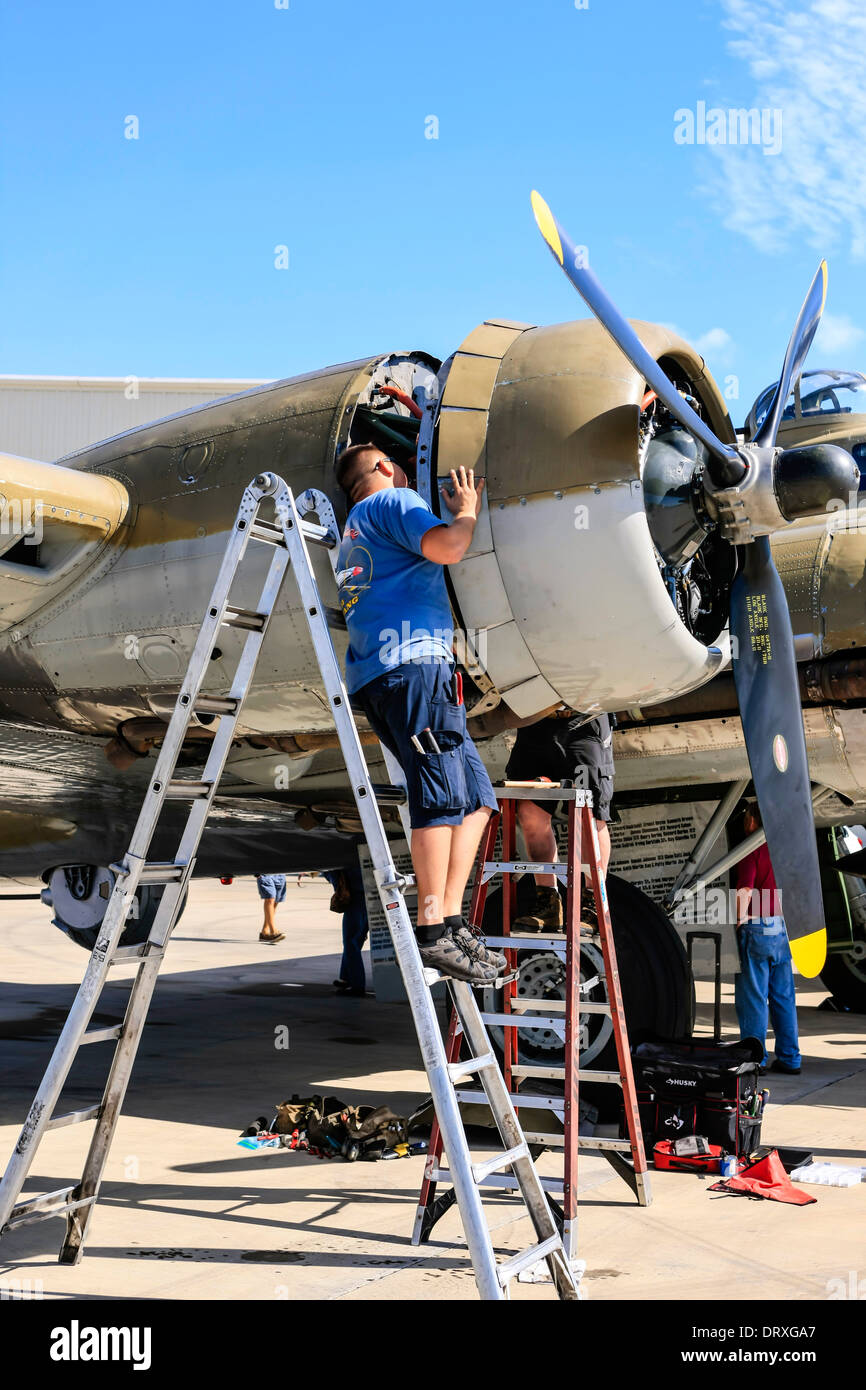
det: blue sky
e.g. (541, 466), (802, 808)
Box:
(1, 0), (864, 426)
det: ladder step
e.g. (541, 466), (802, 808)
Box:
(479, 1013), (565, 1031)
(483, 935), (567, 952)
(46, 1105), (101, 1131)
(521, 1133), (636, 1151)
(249, 519), (287, 547)
(496, 1233), (562, 1286)
(193, 694), (239, 716)
(448, 1052), (496, 1084)
(472, 1143), (529, 1185)
(371, 783), (409, 805)
(5, 1186), (97, 1231)
(80, 1025), (124, 1046)
(110, 944), (149, 963)
(431, 1165), (565, 1196)
(163, 780), (214, 800)
(221, 605), (267, 631)
(510, 1065), (622, 1085)
(456, 1089), (563, 1112)
(139, 862), (186, 885)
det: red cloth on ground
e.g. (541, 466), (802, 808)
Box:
(711, 1150), (816, 1205)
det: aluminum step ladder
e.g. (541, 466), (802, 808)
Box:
(0, 472), (579, 1301)
(413, 783), (651, 1262)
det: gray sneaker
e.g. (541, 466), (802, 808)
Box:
(452, 922), (508, 974)
(419, 931), (501, 985)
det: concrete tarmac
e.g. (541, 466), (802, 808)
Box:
(0, 877), (864, 1302)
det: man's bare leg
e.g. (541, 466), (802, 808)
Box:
(411, 824), (452, 932)
(261, 899), (279, 938)
(443, 807), (493, 917)
(516, 800), (558, 889)
(595, 819), (611, 876)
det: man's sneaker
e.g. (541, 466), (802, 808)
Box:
(514, 885), (564, 932)
(452, 920), (507, 973)
(419, 931), (501, 985)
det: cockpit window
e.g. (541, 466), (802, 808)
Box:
(748, 370), (866, 435)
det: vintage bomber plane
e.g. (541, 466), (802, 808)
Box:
(1, 194), (864, 1058)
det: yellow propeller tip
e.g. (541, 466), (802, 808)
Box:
(790, 927), (827, 979)
(530, 190), (564, 265)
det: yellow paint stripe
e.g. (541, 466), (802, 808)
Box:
(819, 260), (828, 314)
(790, 926), (827, 979)
(530, 190), (563, 265)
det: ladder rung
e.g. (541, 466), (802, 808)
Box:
(163, 781), (214, 800)
(511, 999), (566, 1013)
(371, 783), (409, 805)
(139, 862), (186, 885)
(522, 1128), (636, 1150)
(510, 1065), (622, 1086)
(483, 935), (567, 952)
(479, 1013), (565, 1031)
(496, 1234), (562, 1286)
(456, 1089), (563, 1112)
(299, 520), (335, 548)
(249, 519), (287, 546)
(193, 695), (239, 716)
(448, 1052), (496, 1084)
(80, 1025), (123, 1046)
(5, 1186), (98, 1230)
(222, 605), (267, 631)
(46, 1105), (101, 1131)
(110, 944), (149, 963)
(431, 1165), (565, 1196)
(472, 1143), (529, 1185)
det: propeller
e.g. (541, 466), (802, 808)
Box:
(530, 190), (857, 978)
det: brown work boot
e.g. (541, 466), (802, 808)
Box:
(514, 885), (564, 932)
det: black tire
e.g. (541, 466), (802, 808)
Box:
(819, 946), (866, 1013)
(481, 872), (695, 1115)
(55, 884), (187, 952)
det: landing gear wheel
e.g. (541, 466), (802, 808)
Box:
(481, 871), (694, 1116)
(42, 865), (187, 952)
(819, 940), (866, 1013)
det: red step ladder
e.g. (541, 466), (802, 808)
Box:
(412, 784), (651, 1261)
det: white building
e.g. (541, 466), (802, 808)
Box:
(0, 376), (268, 462)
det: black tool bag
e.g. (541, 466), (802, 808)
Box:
(626, 1035), (764, 1157)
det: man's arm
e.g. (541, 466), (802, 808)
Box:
(421, 467), (484, 565)
(735, 851), (757, 925)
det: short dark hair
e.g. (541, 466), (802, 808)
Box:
(335, 442), (383, 498)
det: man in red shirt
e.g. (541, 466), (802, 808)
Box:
(734, 803), (802, 1075)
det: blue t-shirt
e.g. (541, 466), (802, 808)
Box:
(336, 488), (454, 694)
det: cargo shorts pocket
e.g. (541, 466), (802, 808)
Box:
(415, 730), (468, 813)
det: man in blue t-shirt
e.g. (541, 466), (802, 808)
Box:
(335, 442), (504, 985)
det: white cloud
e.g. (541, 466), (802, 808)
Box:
(813, 311), (865, 356)
(695, 0), (866, 258)
(662, 323), (737, 366)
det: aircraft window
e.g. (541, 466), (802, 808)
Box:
(751, 370), (866, 432)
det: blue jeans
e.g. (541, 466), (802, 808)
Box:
(324, 866), (369, 991)
(735, 918), (801, 1068)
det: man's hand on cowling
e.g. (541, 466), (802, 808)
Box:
(441, 467), (485, 519)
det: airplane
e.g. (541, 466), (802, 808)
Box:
(2, 193), (865, 1085)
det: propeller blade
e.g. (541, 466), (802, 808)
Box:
(730, 537), (827, 976)
(530, 190), (744, 486)
(754, 261), (827, 449)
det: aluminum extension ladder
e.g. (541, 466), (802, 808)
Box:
(413, 786), (650, 1263)
(0, 472), (579, 1301)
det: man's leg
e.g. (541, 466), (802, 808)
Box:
(339, 900), (368, 993)
(443, 806), (492, 917)
(594, 819), (611, 876)
(767, 936), (802, 1069)
(411, 824), (453, 935)
(516, 799), (558, 889)
(734, 928), (771, 1065)
(261, 898), (278, 937)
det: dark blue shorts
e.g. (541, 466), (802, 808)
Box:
(353, 660), (497, 829)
